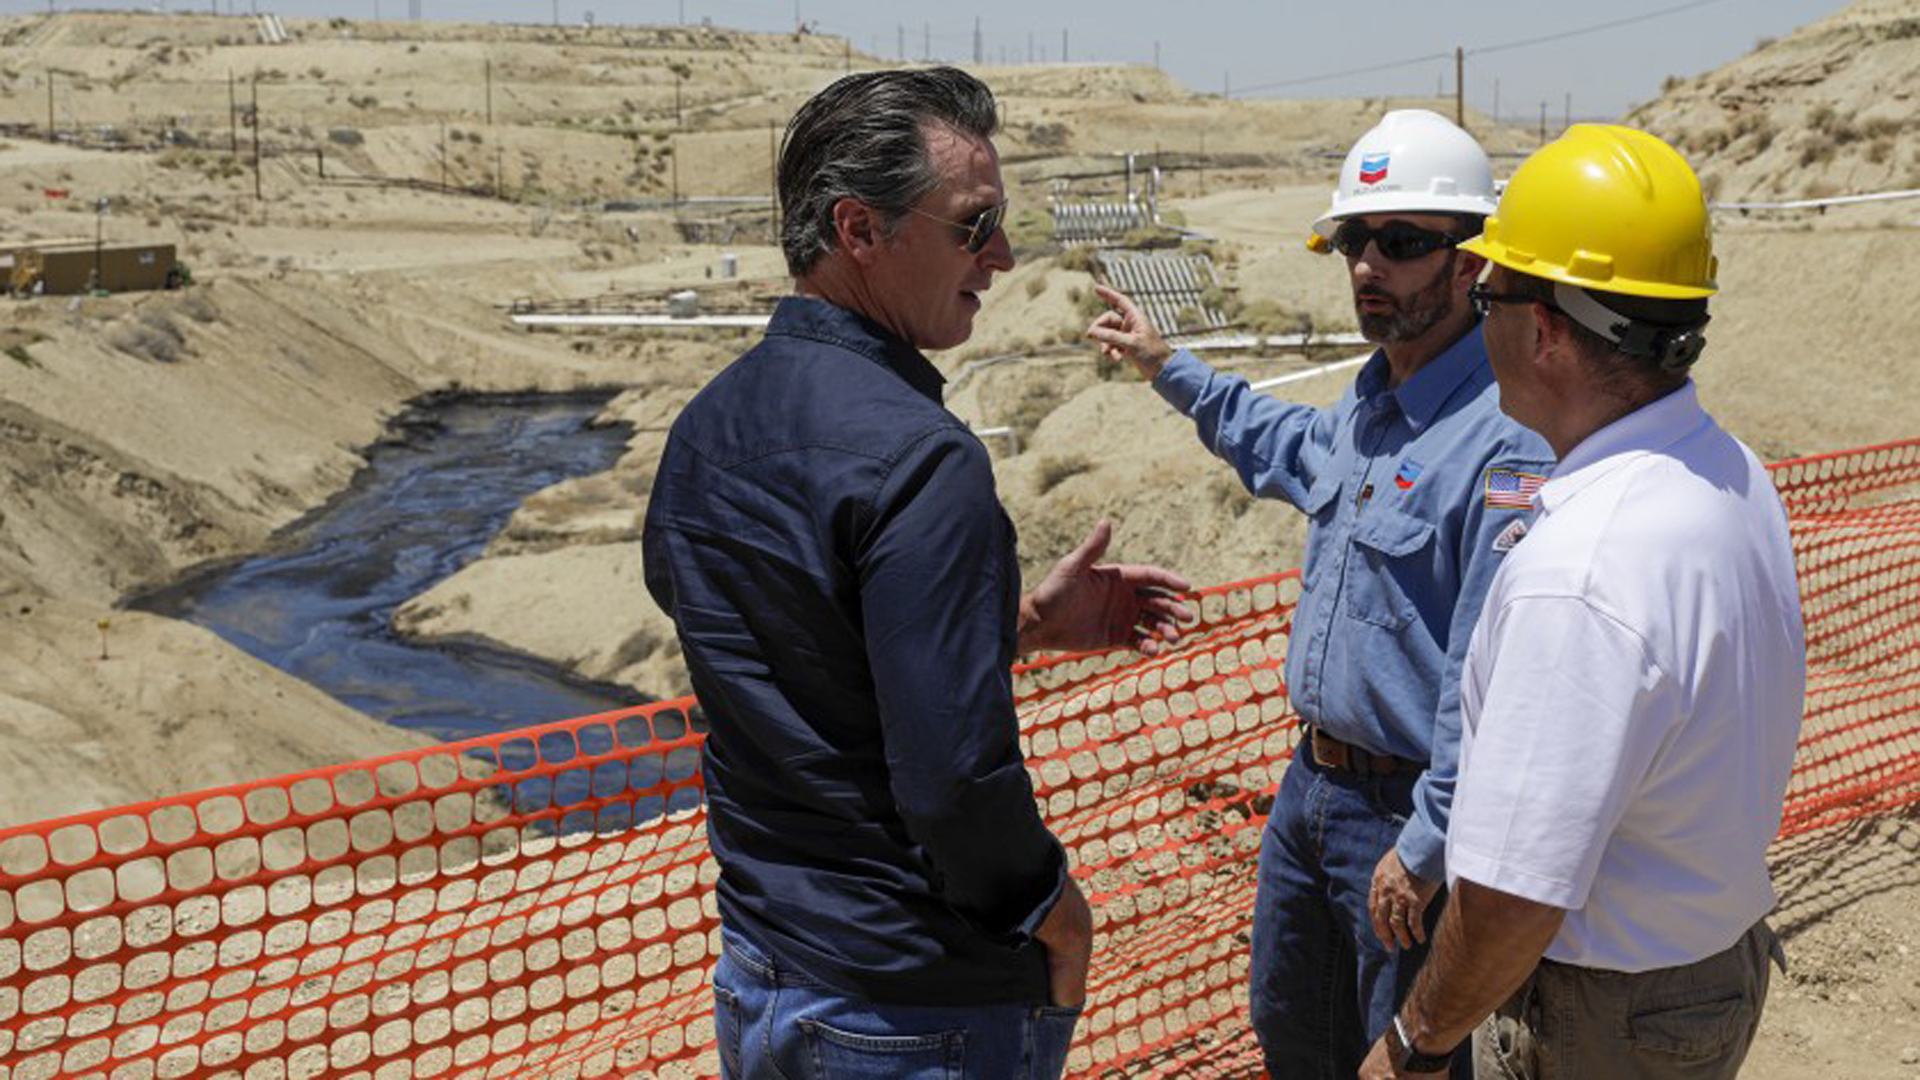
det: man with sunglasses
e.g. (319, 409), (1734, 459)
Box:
(643, 67), (1192, 1079)
(1088, 109), (1553, 1077)
(1359, 126), (1803, 1080)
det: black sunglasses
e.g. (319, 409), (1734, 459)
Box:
(908, 198), (1009, 254)
(1330, 220), (1466, 262)
(1468, 282), (1557, 319)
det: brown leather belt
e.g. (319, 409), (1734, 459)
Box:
(1307, 725), (1425, 777)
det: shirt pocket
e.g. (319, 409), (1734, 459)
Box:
(1344, 508), (1436, 630)
(1297, 476), (1342, 585)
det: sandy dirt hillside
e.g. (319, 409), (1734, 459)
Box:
(1628, 0), (1920, 201)
(0, 4), (1915, 1075)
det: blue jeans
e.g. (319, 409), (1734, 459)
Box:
(713, 926), (1082, 1079)
(1249, 750), (1468, 1079)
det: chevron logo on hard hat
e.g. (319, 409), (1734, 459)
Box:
(1358, 153), (1390, 184)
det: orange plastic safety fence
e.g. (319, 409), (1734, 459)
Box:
(1, 439), (1915, 1080)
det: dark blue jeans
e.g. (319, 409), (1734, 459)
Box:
(1248, 750), (1468, 1079)
(713, 926), (1082, 1079)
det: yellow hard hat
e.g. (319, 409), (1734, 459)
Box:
(1461, 125), (1716, 300)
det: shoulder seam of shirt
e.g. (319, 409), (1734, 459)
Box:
(1494, 589), (1673, 686)
(864, 422), (982, 519)
(665, 414), (969, 473)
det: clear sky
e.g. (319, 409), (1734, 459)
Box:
(9, 0), (1848, 120)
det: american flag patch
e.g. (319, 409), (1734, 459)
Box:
(1485, 468), (1546, 510)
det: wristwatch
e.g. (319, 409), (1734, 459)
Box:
(1387, 1012), (1458, 1073)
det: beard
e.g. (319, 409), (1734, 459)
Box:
(1355, 251), (1457, 344)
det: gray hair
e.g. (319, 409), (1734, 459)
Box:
(1506, 271), (1707, 398)
(778, 67), (999, 276)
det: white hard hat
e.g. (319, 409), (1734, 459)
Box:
(1311, 109), (1497, 239)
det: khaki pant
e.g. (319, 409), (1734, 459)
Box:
(1474, 921), (1782, 1080)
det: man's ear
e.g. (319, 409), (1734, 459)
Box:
(831, 197), (882, 265)
(1529, 296), (1568, 364)
(1454, 249), (1487, 290)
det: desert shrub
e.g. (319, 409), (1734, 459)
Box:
(1209, 474), (1252, 517)
(1025, 276), (1047, 299)
(1699, 172), (1724, 202)
(109, 316), (184, 363)
(1058, 246), (1098, 274)
(1690, 125), (1730, 154)
(1007, 207), (1053, 249)
(1241, 300), (1308, 338)
(1868, 138), (1893, 165)
(1027, 121), (1070, 150)
(1120, 226), (1180, 249)
(328, 126), (364, 146)
(175, 294), (218, 324)
(1809, 104), (1862, 143)
(6, 344), (38, 368)
(1861, 115), (1904, 140)
(1035, 454), (1092, 495)
(1798, 134), (1836, 167)
(347, 94), (378, 109)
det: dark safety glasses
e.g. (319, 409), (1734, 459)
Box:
(1330, 220), (1465, 262)
(909, 198), (1009, 254)
(1468, 283), (1556, 318)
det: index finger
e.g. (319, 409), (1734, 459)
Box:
(1092, 283), (1140, 319)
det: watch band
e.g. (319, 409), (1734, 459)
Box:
(1390, 1013), (1458, 1073)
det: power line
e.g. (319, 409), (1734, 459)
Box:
(1467, 0), (1724, 57)
(1231, 50), (1450, 96)
(1229, 0), (1727, 98)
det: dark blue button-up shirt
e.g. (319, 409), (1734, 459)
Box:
(1154, 329), (1554, 880)
(642, 296), (1066, 1006)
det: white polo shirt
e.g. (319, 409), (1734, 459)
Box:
(1447, 381), (1805, 973)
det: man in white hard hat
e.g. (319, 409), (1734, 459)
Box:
(1089, 110), (1553, 1077)
(1359, 125), (1803, 1080)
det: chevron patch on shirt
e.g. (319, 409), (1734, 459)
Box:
(1485, 468), (1546, 510)
(1492, 518), (1530, 553)
(1394, 459), (1424, 490)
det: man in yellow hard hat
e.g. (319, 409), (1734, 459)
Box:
(1359, 126), (1805, 1079)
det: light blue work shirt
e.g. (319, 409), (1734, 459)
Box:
(1153, 328), (1554, 880)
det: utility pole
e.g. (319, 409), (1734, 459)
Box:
(1027, 32), (1033, 63)
(768, 120), (779, 245)
(228, 69), (238, 155)
(45, 70), (54, 141)
(1494, 78), (1500, 127)
(670, 135), (679, 206)
(484, 58), (492, 126)
(1061, 28), (1068, 63)
(1564, 91), (1572, 132)
(251, 72), (262, 201)
(1224, 71), (1231, 98)
(843, 36), (850, 72)
(897, 24), (903, 62)
(1154, 40), (1161, 70)
(923, 23), (929, 61)
(439, 121), (447, 187)
(94, 198), (105, 292)
(674, 69), (683, 128)
(972, 17), (981, 64)
(1454, 47), (1464, 127)
(1539, 100), (1547, 144)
